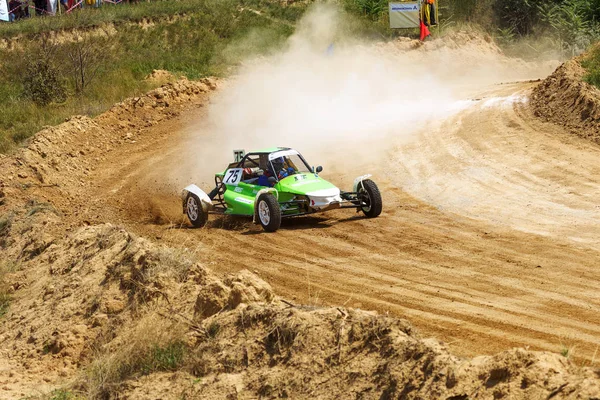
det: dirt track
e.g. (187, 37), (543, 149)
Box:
(4, 63), (600, 398)
(32, 78), (590, 364)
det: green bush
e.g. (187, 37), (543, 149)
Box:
(493, 0), (540, 35)
(354, 0), (388, 21)
(582, 44), (600, 88)
(444, 0), (599, 55)
(538, 0), (599, 56)
(22, 56), (67, 106)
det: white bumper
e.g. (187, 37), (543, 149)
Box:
(307, 188), (342, 211)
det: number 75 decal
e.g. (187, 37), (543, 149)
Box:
(223, 168), (243, 186)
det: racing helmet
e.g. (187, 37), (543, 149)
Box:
(272, 156), (285, 172)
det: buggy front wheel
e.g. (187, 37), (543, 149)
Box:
(256, 194), (281, 232)
(358, 179), (382, 218)
(186, 193), (207, 228)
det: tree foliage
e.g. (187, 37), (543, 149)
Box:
(444, 0), (600, 55)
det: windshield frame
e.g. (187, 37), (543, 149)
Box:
(269, 152), (312, 182)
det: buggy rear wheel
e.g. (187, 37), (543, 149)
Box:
(186, 193), (207, 228)
(256, 194), (281, 232)
(358, 179), (382, 218)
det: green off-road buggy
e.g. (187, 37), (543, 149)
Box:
(182, 147), (382, 232)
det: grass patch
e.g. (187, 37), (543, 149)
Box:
(141, 341), (186, 374)
(558, 334), (578, 361)
(21, 388), (86, 400)
(49, 389), (85, 400)
(49, 389), (84, 400)
(0, 0), (208, 38)
(582, 43), (600, 89)
(0, 0), (312, 153)
(81, 312), (188, 398)
(26, 200), (59, 217)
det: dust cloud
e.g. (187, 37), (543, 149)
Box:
(180, 3), (557, 187)
(206, 5), (461, 168)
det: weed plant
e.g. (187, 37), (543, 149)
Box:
(82, 313), (187, 398)
(583, 43), (600, 88)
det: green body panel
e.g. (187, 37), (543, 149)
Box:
(219, 173), (338, 217)
(223, 182), (259, 216)
(275, 173), (337, 195)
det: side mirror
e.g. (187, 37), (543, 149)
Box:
(316, 166), (323, 173)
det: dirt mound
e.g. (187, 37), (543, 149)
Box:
(0, 207), (274, 398)
(6, 77), (216, 182)
(532, 57), (600, 143)
(122, 305), (600, 399)
(0, 201), (599, 398)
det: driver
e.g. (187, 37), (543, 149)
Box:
(272, 156), (295, 180)
(257, 156), (295, 186)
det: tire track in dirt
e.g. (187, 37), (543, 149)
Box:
(80, 81), (600, 362)
(393, 83), (600, 246)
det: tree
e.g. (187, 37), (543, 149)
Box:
(64, 35), (109, 94)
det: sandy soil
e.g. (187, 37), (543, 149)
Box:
(24, 79), (599, 363)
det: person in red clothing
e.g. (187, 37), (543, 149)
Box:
(420, 0), (437, 41)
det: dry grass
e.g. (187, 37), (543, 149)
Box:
(347, 313), (405, 348)
(25, 200), (59, 217)
(265, 311), (307, 355)
(153, 246), (196, 282)
(80, 311), (188, 399)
